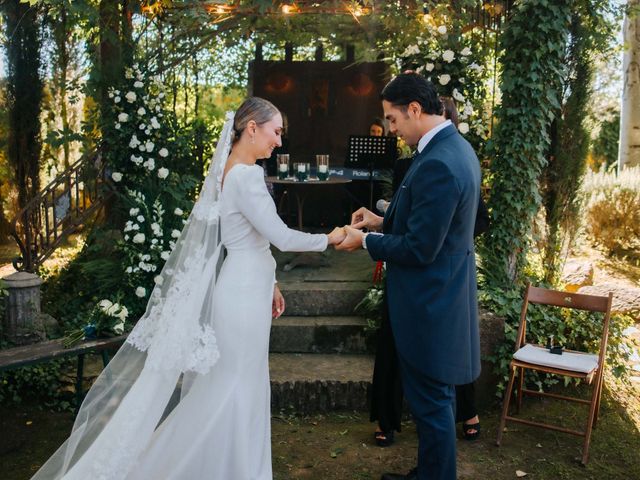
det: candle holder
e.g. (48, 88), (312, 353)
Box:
(277, 154), (289, 180)
(316, 154), (329, 181)
(294, 162), (310, 181)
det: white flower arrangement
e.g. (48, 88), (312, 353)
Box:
(125, 91), (137, 103)
(118, 112), (129, 123)
(157, 167), (169, 179)
(458, 122), (470, 134)
(135, 287), (146, 298)
(438, 74), (451, 85)
(159, 147), (169, 158)
(112, 172), (123, 182)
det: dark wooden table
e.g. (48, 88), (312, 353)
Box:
(266, 176), (352, 230)
(0, 335), (127, 411)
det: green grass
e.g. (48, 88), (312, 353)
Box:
(1, 379), (639, 480)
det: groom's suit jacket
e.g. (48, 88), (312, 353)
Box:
(366, 124), (481, 386)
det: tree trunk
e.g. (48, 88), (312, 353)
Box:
(618, 0), (640, 169)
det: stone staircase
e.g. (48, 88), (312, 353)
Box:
(268, 249), (376, 414)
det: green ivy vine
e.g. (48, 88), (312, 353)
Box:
(479, 0), (572, 288)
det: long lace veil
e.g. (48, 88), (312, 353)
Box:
(32, 112), (236, 480)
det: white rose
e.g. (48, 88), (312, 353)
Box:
(114, 96), (121, 103)
(159, 147), (169, 158)
(113, 321), (125, 334)
(134, 80), (144, 88)
(135, 287), (146, 298)
(137, 215), (145, 222)
(452, 88), (465, 102)
(108, 91), (114, 98)
(151, 117), (161, 129)
(117, 306), (128, 320)
(171, 229), (181, 239)
(118, 112), (129, 122)
(442, 50), (455, 63)
(425, 63), (435, 72)
(129, 207), (139, 216)
(437, 25), (447, 35)
(157, 167), (169, 179)
(99, 299), (113, 310)
(111, 172), (123, 182)
(115, 123), (121, 130)
(154, 275), (164, 286)
(124, 234), (130, 241)
(129, 135), (140, 149)
(137, 108), (145, 117)
(143, 158), (156, 171)
(460, 47), (472, 56)
(125, 266), (133, 273)
(139, 124), (146, 130)
(174, 207), (184, 216)
(125, 91), (136, 103)
(438, 74), (451, 85)
(132, 233), (145, 244)
(458, 122), (470, 134)
(145, 141), (155, 152)
(161, 251), (170, 260)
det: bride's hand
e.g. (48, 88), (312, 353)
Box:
(272, 284), (285, 319)
(327, 226), (347, 246)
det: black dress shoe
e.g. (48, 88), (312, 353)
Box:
(380, 467), (418, 480)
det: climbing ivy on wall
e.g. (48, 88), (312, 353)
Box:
(479, 0), (572, 288)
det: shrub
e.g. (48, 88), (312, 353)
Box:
(582, 166), (640, 256)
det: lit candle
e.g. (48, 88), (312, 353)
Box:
(297, 164), (306, 173)
(318, 164), (328, 173)
(279, 163), (288, 172)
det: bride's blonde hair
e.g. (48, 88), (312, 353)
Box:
(232, 97), (279, 143)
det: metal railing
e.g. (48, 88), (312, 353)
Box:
(10, 154), (113, 272)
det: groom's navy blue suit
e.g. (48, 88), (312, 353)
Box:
(366, 124), (481, 480)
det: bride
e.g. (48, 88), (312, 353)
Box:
(33, 97), (346, 479)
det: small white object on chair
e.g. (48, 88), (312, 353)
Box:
(513, 344), (598, 374)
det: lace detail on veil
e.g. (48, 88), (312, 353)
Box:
(124, 111), (234, 374)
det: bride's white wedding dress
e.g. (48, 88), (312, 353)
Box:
(33, 160), (327, 479)
(127, 164), (327, 479)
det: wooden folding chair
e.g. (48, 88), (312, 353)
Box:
(495, 283), (613, 465)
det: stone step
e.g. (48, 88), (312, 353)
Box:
(269, 353), (374, 414)
(269, 316), (373, 354)
(278, 281), (370, 316)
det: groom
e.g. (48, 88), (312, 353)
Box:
(336, 72), (481, 480)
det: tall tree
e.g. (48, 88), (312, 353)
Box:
(618, 0), (640, 169)
(3, 0), (43, 212)
(541, 10), (593, 285)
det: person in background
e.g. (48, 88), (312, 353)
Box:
(369, 117), (386, 137)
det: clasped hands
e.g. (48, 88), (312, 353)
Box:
(326, 207), (384, 251)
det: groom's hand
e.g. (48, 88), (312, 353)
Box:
(335, 225), (365, 252)
(351, 207), (383, 231)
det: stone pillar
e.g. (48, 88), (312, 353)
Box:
(2, 271), (46, 345)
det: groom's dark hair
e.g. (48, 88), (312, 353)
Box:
(380, 73), (443, 116)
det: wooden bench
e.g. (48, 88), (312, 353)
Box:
(0, 335), (127, 411)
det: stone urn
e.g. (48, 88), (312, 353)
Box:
(2, 271), (46, 345)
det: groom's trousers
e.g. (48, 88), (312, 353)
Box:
(398, 356), (456, 480)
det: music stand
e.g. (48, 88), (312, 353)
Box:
(345, 135), (397, 209)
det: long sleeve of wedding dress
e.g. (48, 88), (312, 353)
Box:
(227, 164), (328, 252)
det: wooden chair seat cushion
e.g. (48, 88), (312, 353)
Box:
(513, 344), (598, 374)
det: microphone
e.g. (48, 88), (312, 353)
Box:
(376, 199), (390, 214)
